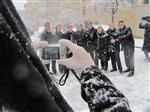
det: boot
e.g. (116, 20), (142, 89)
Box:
(110, 69), (117, 72)
(128, 72), (134, 77)
(124, 68), (130, 73)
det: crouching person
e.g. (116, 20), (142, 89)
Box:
(58, 39), (132, 112)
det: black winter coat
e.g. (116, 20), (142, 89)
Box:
(82, 27), (97, 49)
(81, 66), (132, 112)
(96, 32), (109, 61)
(64, 31), (77, 43)
(107, 29), (120, 52)
(139, 23), (150, 52)
(118, 26), (134, 48)
(76, 30), (85, 47)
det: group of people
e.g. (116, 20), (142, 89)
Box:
(40, 20), (135, 77)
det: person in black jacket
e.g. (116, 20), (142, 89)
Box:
(95, 26), (109, 71)
(64, 25), (77, 43)
(57, 39), (132, 112)
(76, 24), (85, 47)
(118, 21), (135, 77)
(82, 22), (97, 60)
(107, 23), (123, 73)
(139, 16), (150, 62)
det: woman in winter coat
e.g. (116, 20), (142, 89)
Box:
(96, 26), (109, 71)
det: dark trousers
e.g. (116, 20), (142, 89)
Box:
(101, 61), (108, 70)
(95, 51), (108, 70)
(110, 50), (122, 71)
(45, 61), (57, 74)
(123, 45), (134, 73)
(143, 50), (149, 59)
(86, 47), (94, 60)
(52, 60), (57, 73)
(95, 51), (99, 66)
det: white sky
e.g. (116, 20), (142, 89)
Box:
(12, 0), (27, 10)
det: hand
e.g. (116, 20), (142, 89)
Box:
(57, 39), (95, 70)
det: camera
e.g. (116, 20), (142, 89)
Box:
(42, 44), (66, 60)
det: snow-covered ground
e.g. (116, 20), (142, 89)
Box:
(31, 35), (150, 112)
(52, 39), (149, 112)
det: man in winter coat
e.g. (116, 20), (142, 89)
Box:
(139, 16), (150, 62)
(40, 22), (57, 74)
(107, 23), (123, 73)
(82, 22), (97, 60)
(40, 22), (53, 42)
(118, 21), (135, 77)
(95, 26), (109, 71)
(76, 24), (85, 48)
(53, 25), (65, 42)
(64, 25), (77, 43)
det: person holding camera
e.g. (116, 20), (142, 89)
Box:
(57, 39), (131, 112)
(139, 16), (150, 62)
(107, 23), (123, 74)
(117, 21), (135, 77)
(95, 26), (109, 72)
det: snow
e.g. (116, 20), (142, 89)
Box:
(54, 39), (149, 112)
(31, 36), (150, 112)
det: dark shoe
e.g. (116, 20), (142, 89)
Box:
(128, 72), (134, 77)
(124, 68), (130, 73)
(110, 69), (117, 72)
(119, 70), (123, 74)
(49, 72), (53, 75)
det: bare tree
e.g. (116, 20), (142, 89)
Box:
(111, 0), (119, 23)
